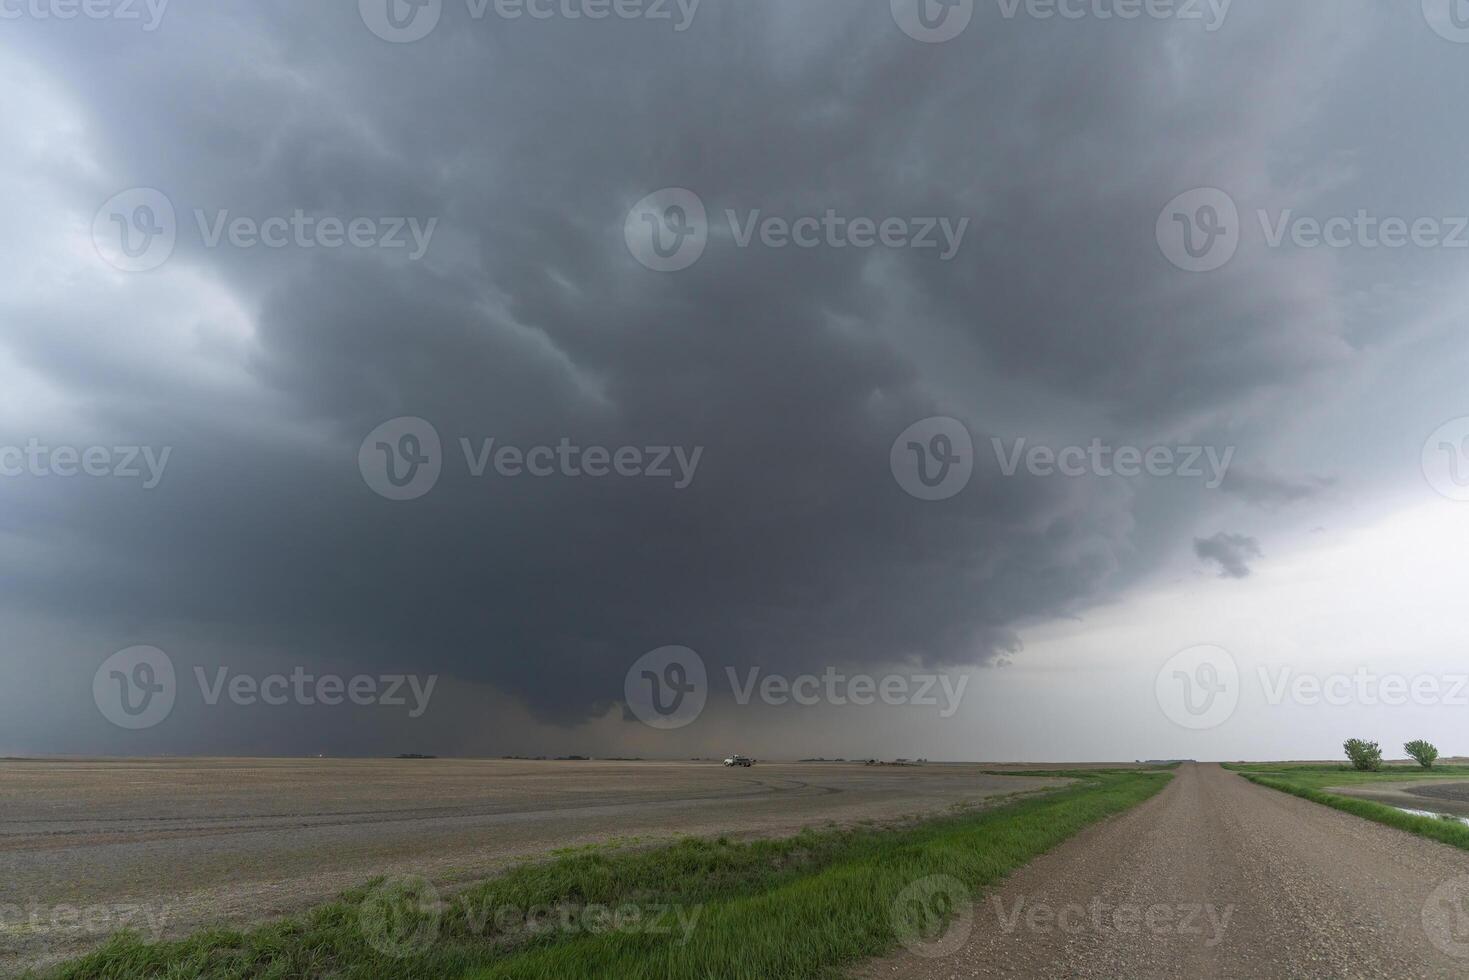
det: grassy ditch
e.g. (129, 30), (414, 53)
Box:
(41, 768), (1170, 980)
(1228, 763), (1469, 852)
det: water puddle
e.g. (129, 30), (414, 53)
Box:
(1394, 806), (1469, 826)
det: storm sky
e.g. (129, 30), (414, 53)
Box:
(3, 0), (1469, 761)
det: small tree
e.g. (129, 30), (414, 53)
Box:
(1405, 739), (1440, 769)
(1344, 738), (1383, 772)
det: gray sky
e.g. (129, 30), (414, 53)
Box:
(3, 0), (1468, 761)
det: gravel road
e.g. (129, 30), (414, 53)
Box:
(858, 763), (1469, 979)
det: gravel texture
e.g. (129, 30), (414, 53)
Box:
(857, 763), (1469, 979)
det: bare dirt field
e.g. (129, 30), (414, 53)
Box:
(0, 758), (1061, 975)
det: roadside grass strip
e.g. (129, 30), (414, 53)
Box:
(1228, 763), (1469, 852)
(40, 769), (1169, 980)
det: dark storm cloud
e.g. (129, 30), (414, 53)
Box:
(0, 0), (1459, 748)
(1193, 533), (1262, 579)
(1220, 469), (1334, 508)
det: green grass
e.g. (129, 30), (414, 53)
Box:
(39, 769), (1170, 980)
(1226, 762), (1469, 851)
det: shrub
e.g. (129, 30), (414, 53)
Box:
(1405, 739), (1440, 769)
(1344, 738), (1383, 772)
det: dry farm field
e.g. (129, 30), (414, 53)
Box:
(0, 757), (1061, 974)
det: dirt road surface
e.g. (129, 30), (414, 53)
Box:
(0, 758), (1057, 975)
(859, 763), (1469, 979)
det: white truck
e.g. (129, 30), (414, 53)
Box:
(723, 755), (755, 767)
